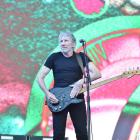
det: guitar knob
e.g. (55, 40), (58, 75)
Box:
(54, 108), (58, 111)
(59, 106), (62, 109)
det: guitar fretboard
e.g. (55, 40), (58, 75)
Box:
(80, 74), (123, 93)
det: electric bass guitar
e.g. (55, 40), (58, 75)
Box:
(46, 69), (140, 112)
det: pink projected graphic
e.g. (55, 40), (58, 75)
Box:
(86, 31), (140, 140)
(73, 0), (104, 14)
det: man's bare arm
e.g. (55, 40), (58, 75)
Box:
(37, 66), (58, 103)
(88, 62), (101, 81)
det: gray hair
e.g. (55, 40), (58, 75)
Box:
(58, 30), (76, 43)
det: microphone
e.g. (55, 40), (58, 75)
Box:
(79, 39), (86, 43)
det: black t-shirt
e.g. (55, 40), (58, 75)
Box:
(44, 52), (90, 87)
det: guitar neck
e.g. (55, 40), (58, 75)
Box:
(80, 74), (123, 93)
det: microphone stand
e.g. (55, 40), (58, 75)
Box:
(26, 135), (30, 140)
(80, 40), (92, 140)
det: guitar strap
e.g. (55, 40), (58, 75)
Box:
(75, 53), (87, 86)
(75, 53), (84, 74)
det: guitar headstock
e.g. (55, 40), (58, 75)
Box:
(122, 67), (140, 78)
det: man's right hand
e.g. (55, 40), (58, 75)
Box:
(46, 92), (59, 104)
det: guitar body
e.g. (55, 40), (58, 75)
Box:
(46, 86), (83, 112)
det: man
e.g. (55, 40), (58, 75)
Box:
(37, 31), (101, 140)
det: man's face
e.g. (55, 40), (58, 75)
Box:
(59, 35), (75, 53)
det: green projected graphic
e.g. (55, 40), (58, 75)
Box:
(0, 0), (140, 140)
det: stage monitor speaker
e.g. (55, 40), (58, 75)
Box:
(29, 136), (68, 140)
(0, 135), (26, 140)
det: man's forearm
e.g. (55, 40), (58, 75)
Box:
(38, 77), (50, 96)
(90, 71), (101, 81)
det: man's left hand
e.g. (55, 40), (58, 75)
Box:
(70, 80), (83, 98)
